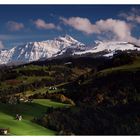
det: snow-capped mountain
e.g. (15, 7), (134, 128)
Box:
(0, 35), (85, 65)
(74, 41), (140, 56)
(0, 35), (140, 65)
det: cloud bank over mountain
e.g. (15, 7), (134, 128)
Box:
(60, 16), (140, 45)
(1, 5), (140, 49)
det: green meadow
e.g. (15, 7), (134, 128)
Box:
(0, 99), (69, 135)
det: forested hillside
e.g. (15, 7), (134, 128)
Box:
(0, 51), (140, 135)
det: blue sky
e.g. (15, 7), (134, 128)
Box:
(0, 5), (140, 49)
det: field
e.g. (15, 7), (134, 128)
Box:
(0, 99), (69, 135)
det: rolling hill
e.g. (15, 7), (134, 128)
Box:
(0, 51), (140, 135)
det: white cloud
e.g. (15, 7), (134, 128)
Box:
(33, 19), (56, 30)
(60, 17), (99, 34)
(95, 19), (132, 41)
(60, 16), (140, 45)
(6, 21), (24, 31)
(119, 8), (140, 24)
(0, 41), (4, 49)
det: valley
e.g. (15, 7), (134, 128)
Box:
(0, 46), (140, 135)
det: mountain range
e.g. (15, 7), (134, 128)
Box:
(0, 35), (140, 65)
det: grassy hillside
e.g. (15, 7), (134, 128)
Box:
(1, 53), (140, 135)
(0, 61), (92, 97)
(0, 99), (69, 135)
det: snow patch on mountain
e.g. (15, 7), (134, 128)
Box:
(74, 41), (140, 56)
(0, 35), (140, 65)
(0, 35), (85, 64)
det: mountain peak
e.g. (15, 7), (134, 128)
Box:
(63, 34), (76, 40)
(55, 34), (79, 44)
(1, 35), (140, 65)
(0, 35), (86, 65)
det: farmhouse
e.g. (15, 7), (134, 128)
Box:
(0, 128), (9, 135)
(19, 97), (33, 103)
(3, 95), (32, 104)
(16, 114), (22, 121)
(49, 86), (57, 90)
